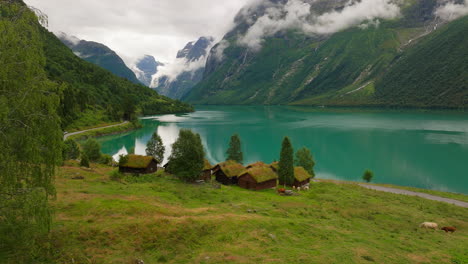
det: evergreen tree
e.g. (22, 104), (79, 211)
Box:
(226, 134), (243, 164)
(363, 170), (374, 183)
(278, 137), (294, 185)
(63, 138), (80, 160)
(167, 129), (205, 182)
(146, 132), (165, 164)
(0, 2), (62, 260)
(81, 138), (101, 162)
(295, 147), (315, 177)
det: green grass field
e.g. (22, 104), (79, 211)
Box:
(49, 163), (467, 264)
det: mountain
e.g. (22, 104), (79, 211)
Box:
(0, 3), (193, 130)
(154, 36), (214, 99)
(57, 32), (142, 85)
(133, 55), (163, 86)
(184, 0), (468, 108)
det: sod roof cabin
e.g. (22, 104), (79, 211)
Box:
(212, 160), (245, 185)
(272, 162), (312, 187)
(200, 159), (213, 182)
(238, 165), (278, 191)
(119, 155), (158, 174)
(246, 161), (268, 169)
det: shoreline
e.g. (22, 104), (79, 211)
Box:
(64, 121), (141, 141)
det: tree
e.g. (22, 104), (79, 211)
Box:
(0, 3), (62, 260)
(278, 137), (294, 185)
(167, 129), (205, 182)
(226, 134), (243, 164)
(63, 138), (80, 160)
(363, 170), (374, 183)
(146, 132), (165, 164)
(80, 154), (90, 168)
(295, 147), (315, 178)
(81, 138), (101, 162)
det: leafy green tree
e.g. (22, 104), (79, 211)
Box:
(167, 129), (205, 182)
(295, 147), (315, 177)
(363, 170), (374, 183)
(63, 138), (80, 160)
(226, 134), (243, 164)
(146, 132), (165, 164)
(0, 3), (62, 260)
(81, 138), (101, 162)
(80, 154), (90, 168)
(278, 137), (294, 185)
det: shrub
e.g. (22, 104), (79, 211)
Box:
(363, 169), (374, 183)
(109, 170), (123, 182)
(63, 138), (80, 160)
(81, 138), (101, 162)
(295, 147), (315, 177)
(80, 154), (90, 168)
(100, 154), (113, 165)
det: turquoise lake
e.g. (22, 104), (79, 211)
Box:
(98, 106), (468, 194)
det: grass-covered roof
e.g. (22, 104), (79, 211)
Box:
(294, 167), (311, 182)
(270, 162), (279, 171)
(215, 160), (245, 178)
(246, 161), (267, 168)
(203, 159), (212, 171)
(120, 155), (155, 169)
(240, 166), (278, 183)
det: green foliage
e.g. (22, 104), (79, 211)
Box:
(146, 132), (165, 164)
(81, 138), (101, 162)
(118, 155), (129, 167)
(226, 134), (243, 164)
(363, 169), (374, 183)
(278, 137), (294, 185)
(100, 154), (113, 166)
(80, 154), (90, 168)
(167, 129), (205, 182)
(295, 147), (315, 177)
(0, 2), (62, 260)
(63, 139), (80, 160)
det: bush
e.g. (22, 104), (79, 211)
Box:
(80, 154), (90, 168)
(81, 138), (101, 162)
(63, 138), (80, 160)
(100, 154), (113, 165)
(363, 169), (374, 183)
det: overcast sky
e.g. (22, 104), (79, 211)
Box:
(24, 0), (252, 65)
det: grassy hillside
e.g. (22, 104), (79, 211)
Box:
(24, 163), (467, 264)
(374, 16), (468, 108)
(185, 0), (468, 109)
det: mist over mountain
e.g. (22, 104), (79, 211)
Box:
(57, 32), (141, 84)
(132, 55), (164, 86)
(153, 36), (215, 99)
(184, 0), (468, 108)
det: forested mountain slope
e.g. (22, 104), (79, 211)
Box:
(184, 0), (468, 108)
(58, 33), (142, 85)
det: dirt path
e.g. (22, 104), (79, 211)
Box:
(63, 121), (128, 140)
(313, 179), (468, 208)
(358, 184), (468, 208)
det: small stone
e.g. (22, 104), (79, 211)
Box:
(268, 233), (276, 240)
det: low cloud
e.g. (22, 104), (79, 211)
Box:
(212, 40), (230, 62)
(151, 42), (214, 86)
(238, 0), (400, 50)
(435, 0), (468, 21)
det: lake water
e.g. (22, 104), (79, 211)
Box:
(98, 106), (468, 194)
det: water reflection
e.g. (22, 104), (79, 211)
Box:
(97, 106), (468, 194)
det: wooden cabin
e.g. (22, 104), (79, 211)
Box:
(292, 167), (312, 187)
(238, 165), (278, 191)
(246, 161), (267, 169)
(200, 159), (212, 182)
(119, 155), (158, 174)
(213, 160), (245, 185)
